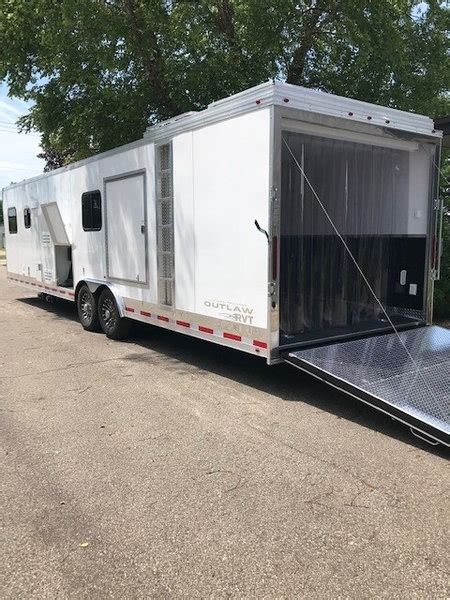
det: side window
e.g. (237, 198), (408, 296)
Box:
(8, 207), (17, 234)
(82, 190), (102, 231)
(24, 207), (31, 229)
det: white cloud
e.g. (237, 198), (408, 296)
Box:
(0, 99), (25, 119)
(0, 130), (43, 189)
(0, 83), (45, 191)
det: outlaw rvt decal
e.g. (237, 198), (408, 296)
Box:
(204, 299), (254, 325)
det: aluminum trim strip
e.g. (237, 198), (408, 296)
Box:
(7, 272), (76, 301)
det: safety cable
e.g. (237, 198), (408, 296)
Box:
(282, 136), (442, 411)
(436, 166), (449, 187)
(418, 141), (449, 188)
(430, 154), (449, 187)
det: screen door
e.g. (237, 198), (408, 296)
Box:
(105, 172), (147, 284)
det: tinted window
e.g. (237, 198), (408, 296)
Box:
(8, 207), (17, 234)
(24, 207), (31, 228)
(82, 190), (102, 231)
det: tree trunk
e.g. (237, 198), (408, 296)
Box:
(287, 2), (340, 84)
(121, 0), (179, 119)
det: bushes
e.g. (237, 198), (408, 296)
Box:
(434, 217), (450, 319)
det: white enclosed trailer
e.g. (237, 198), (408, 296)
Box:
(3, 82), (449, 446)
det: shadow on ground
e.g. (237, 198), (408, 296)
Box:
(17, 295), (449, 456)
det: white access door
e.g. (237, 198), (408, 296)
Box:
(105, 172), (147, 284)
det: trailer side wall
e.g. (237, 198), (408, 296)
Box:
(3, 108), (271, 354)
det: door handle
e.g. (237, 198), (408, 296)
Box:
(141, 224), (146, 234)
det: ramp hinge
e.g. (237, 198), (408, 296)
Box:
(409, 427), (439, 446)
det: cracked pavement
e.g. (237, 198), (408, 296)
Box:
(0, 264), (448, 598)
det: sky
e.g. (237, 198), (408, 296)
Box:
(0, 82), (45, 190)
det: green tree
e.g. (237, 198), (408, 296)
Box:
(0, 0), (448, 165)
(0, 1), (448, 317)
(434, 218), (449, 319)
(434, 148), (450, 319)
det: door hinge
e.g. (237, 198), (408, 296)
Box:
(270, 186), (278, 203)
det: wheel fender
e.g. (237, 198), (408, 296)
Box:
(76, 279), (126, 318)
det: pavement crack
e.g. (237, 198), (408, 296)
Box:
(0, 356), (126, 380)
(343, 490), (370, 510)
(248, 423), (379, 494)
(134, 433), (167, 443)
(205, 469), (234, 476)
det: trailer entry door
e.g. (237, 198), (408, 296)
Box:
(284, 325), (450, 446)
(105, 172), (147, 284)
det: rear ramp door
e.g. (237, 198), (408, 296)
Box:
(284, 326), (450, 446)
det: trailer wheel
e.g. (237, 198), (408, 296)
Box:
(98, 288), (130, 340)
(77, 285), (100, 331)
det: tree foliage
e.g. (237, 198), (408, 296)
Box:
(434, 217), (449, 319)
(0, 1), (449, 315)
(0, 0), (448, 164)
(434, 148), (450, 319)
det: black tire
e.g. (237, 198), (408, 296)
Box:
(97, 288), (131, 340)
(77, 284), (100, 331)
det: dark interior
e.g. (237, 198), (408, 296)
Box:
(280, 130), (427, 346)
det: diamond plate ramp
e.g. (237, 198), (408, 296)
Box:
(284, 326), (450, 446)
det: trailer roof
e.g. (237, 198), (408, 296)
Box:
(145, 80), (441, 142)
(3, 81), (441, 192)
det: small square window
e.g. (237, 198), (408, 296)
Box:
(82, 190), (102, 231)
(24, 208), (31, 228)
(8, 207), (17, 234)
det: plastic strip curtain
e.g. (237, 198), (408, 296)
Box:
(280, 131), (427, 343)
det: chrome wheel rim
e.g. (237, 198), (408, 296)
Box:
(80, 290), (92, 322)
(101, 297), (116, 331)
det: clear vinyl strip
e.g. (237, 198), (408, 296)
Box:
(282, 136), (442, 413)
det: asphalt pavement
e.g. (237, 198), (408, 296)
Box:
(0, 263), (448, 598)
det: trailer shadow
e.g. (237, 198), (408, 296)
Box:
(18, 295), (447, 456)
(126, 322), (448, 457)
(17, 296), (81, 324)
